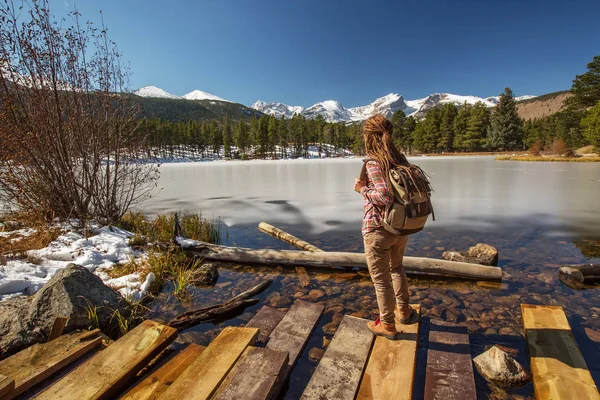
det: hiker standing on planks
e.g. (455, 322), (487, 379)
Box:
(354, 115), (433, 340)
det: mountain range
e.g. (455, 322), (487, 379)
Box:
(133, 85), (536, 123)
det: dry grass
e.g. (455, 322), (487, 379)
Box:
(116, 211), (226, 245)
(0, 227), (62, 257)
(575, 145), (598, 156)
(496, 155), (600, 162)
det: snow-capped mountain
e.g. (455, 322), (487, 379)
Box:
(251, 101), (305, 119)
(182, 90), (230, 102)
(252, 92), (537, 122)
(134, 86), (181, 99)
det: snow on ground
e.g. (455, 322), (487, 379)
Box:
(0, 226), (150, 302)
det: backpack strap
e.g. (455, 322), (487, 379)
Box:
(360, 158), (375, 183)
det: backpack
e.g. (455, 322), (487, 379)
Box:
(360, 159), (434, 235)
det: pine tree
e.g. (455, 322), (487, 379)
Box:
(222, 116), (232, 158)
(453, 103), (471, 151)
(465, 102), (490, 151)
(439, 103), (457, 152)
(488, 88), (524, 151)
(581, 101), (600, 150)
(570, 55), (600, 109)
(267, 116), (278, 157)
(277, 116), (288, 158)
(234, 120), (248, 158)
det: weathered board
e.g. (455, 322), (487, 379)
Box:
(301, 315), (374, 400)
(214, 347), (289, 400)
(423, 319), (476, 400)
(522, 304), (600, 400)
(266, 300), (324, 370)
(0, 375), (15, 398)
(158, 327), (259, 400)
(120, 344), (205, 400)
(246, 305), (287, 343)
(34, 320), (177, 400)
(0, 329), (102, 399)
(47, 317), (69, 342)
(357, 304), (421, 400)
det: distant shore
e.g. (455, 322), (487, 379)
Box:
(496, 155), (600, 162)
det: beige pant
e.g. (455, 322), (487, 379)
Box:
(363, 228), (410, 324)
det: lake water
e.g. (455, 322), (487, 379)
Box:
(141, 157), (600, 399)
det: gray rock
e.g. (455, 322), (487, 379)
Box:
(29, 264), (128, 334)
(0, 264), (128, 358)
(473, 345), (531, 388)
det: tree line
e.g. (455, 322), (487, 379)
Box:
(138, 114), (365, 159)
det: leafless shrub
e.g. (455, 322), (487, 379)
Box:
(0, 0), (158, 225)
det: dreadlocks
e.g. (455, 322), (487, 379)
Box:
(363, 115), (431, 195)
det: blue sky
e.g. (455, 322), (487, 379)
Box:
(54, 0), (600, 107)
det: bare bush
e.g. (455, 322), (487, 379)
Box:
(543, 139), (572, 157)
(529, 140), (542, 156)
(0, 0), (158, 224)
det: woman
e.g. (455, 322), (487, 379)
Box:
(354, 114), (419, 340)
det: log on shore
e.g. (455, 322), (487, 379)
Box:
(258, 222), (320, 287)
(559, 264), (600, 288)
(178, 240), (502, 281)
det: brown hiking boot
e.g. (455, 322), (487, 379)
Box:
(396, 305), (416, 324)
(367, 317), (397, 340)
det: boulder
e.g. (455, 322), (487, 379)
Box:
(29, 264), (129, 334)
(441, 251), (468, 263)
(0, 264), (128, 358)
(473, 345), (531, 388)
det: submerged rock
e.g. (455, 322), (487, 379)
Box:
(473, 345), (531, 388)
(191, 262), (219, 286)
(0, 264), (128, 357)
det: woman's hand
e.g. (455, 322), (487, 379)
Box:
(354, 178), (366, 193)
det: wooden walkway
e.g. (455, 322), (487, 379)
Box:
(522, 304), (600, 400)
(0, 302), (598, 400)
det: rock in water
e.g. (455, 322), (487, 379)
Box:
(473, 345), (531, 388)
(442, 244), (499, 266)
(466, 243), (499, 266)
(191, 262), (219, 286)
(0, 264), (128, 357)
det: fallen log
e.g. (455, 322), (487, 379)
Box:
(559, 264), (600, 289)
(167, 280), (272, 330)
(258, 222), (319, 287)
(177, 239), (502, 281)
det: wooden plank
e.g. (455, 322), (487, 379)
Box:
(214, 347), (289, 400)
(159, 327), (258, 400)
(521, 304), (600, 400)
(47, 317), (69, 341)
(120, 344), (205, 400)
(246, 306), (287, 343)
(0, 330), (102, 399)
(34, 320), (177, 400)
(266, 300), (324, 370)
(0, 375), (15, 398)
(357, 304), (421, 400)
(423, 319), (476, 400)
(301, 315), (374, 400)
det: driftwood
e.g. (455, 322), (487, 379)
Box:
(178, 240), (502, 281)
(258, 222), (320, 287)
(167, 280), (272, 330)
(559, 264), (600, 289)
